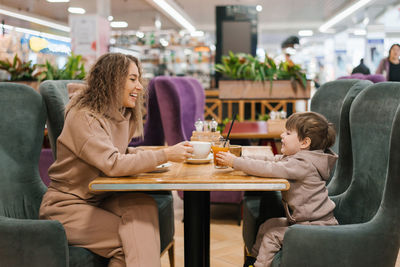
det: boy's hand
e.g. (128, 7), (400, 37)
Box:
(215, 151), (237, 168)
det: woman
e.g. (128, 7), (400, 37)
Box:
(376, 43), (400, 81)
(39, 53), (193, 267)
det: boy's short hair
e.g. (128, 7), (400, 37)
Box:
(285, 112), (336, 150)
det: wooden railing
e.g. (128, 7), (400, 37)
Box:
(204, 90), (308, 123)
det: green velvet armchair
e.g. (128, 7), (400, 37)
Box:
(242, 79), (371, 255)
(270, 82), (400, 267)
(311, 79), (371, 195)
(39, 80), (175, 266)
(0, 83), (107, 266)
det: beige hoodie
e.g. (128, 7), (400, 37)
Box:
(234, 149), (338, 223)
(47, 106), (167, 200)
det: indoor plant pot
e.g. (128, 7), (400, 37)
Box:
(219, 79), (311, 100)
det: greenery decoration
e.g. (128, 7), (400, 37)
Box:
(37, 53), (86, 81)
(215, 51), (307, 88)
(0, 54), (39, 81)
(0, 53), (86, 82)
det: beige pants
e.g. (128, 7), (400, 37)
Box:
(251, 216), (338, 267)
(40, 188), (161, 267)
(251, 217), (288, 267)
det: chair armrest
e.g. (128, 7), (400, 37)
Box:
(0, 216), (69, 267)
(279, 222), (395, 267)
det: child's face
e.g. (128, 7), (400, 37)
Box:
(280, 128), (307, 156)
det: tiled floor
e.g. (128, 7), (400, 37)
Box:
(161, 191), (400, 267)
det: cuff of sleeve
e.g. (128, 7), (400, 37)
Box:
(233, 157), (245, 170)
(154, 149), (168, 165)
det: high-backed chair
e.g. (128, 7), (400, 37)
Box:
(38, 80), (81, 186)
(311, 79), (371, 194)
(130, 78), (165, 146)
(270, 82), (400, 267)
(242, 79), (372, 253)
(130, 76), (205, 146)
(155, 76), (204, 145)
(0, 82), (107, 266)
(39, 80), (175, 266)
(272, 82), (400, 267)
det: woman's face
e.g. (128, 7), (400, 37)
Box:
(390, 45), (400, 60)
(122, 62), (143, 108)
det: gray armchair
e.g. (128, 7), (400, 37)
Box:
(39, 80), (175, 266)
(270, 82), (400, 267)
(0, 82), (107, 267)
(311, 79), (371, 195)
(242, 79), (371, 254)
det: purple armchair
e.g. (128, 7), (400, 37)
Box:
(338, 73), (385, 83)
(131, 76), (205, 146)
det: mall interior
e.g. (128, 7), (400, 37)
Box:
(0, 0), (399, 267)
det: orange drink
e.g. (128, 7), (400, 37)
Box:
(211, 138), (230, 168)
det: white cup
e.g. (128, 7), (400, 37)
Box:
(189, 141), (211, 159)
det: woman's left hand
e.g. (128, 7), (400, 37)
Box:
(215, 151), (236, 168)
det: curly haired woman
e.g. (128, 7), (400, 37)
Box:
(39, 53), (193, 267)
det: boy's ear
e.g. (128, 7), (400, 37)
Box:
(301, 137), (311, 149)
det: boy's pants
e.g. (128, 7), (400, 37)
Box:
(251, 217), (288, 267)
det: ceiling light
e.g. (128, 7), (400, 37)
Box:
(68, 7), (86, 14)
(0, 6), (70, 32)
(319, 0), (373, 32)
(353, 29), (367, 35)
(152, 0), (195, 33)
(107, 16), (114, 21)
(191, 31), (204, 37)
(3, 23), (70, 42)
(110, 21), (128, 28)
(298, 30), (313, 37)
(256, 5), (263, 12)
(46, 0), (69, 2)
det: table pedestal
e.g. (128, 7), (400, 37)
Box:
(184, 191), (210, 267)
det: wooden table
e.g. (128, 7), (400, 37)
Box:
(222, 121), (284, 139)
(89, 153), (289, 267)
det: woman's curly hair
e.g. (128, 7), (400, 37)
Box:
(67, 53), (146, 137)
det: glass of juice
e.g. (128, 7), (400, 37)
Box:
(211, 138), (230, 169)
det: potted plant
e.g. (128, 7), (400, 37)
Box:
(37, 53), (86, 81)
(215, 51), (310, 100)
(0, 54), (41, 90)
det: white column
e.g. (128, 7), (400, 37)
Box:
(69, 0), (110, 66)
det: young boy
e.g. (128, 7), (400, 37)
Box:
(216, 112), (339, 267)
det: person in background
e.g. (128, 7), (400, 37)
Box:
(39, 53), (193, 267)
(351, 58), (370, 75)
(216, 112), (338, 267)
(376, 43), (400, 81)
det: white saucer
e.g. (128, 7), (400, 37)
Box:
(149, 162), (172, 173)
(185, 154), (212, 164)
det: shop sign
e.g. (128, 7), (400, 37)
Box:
(23, 35), (71, 55)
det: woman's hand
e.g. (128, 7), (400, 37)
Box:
(163, 141), (194, 162)
(215, 151), (237, 168)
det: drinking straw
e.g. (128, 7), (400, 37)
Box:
(224, 112), (237, 147)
